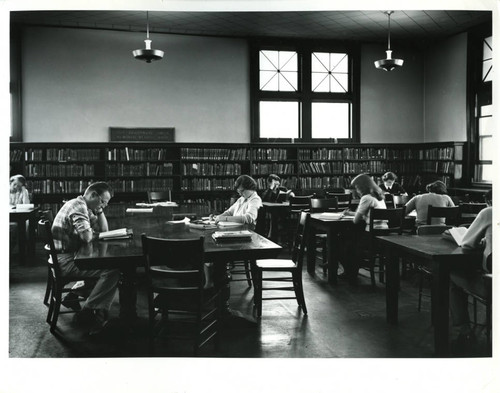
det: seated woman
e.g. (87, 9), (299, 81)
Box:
(449, 190), (492, 354)
(342, 174), (387, 280)
(404, 180), (455, 227)
(10, 174), (30, 205)
(213, 175), (262, 229)
(261, 174), (295, 203)
(379, 171), (407, 195)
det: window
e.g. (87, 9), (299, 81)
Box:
(469, 28), (493, 184)
(251, 41), (359, 142)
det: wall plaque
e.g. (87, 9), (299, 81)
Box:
(109, 127), (175, 142)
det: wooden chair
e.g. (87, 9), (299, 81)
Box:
(426, 205), (461, 226)
(38, 219), (87, 333)
(459, 202), (487, 214)
(362, 207), (406, 287)
(392, 194), (410, 208)
(252, 211), (310, 317)
(141, 235), (221, 355)
(310, 198), (339, 274)
(289, 195), (313, 213)
(415, 225), (453, 313)
(326, 192), (352, 211)
(147, 190), (171, 203)
(39, 210), (55, 307)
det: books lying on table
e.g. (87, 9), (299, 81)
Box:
(136, 202), (178, 207)
(98, 228), (133, 240)
(188, 219), (217, 229)
(212, 230), (252, 241)
(442, 226), (467, 246)
(126, 208), (154, 213)
(217, 221), (244, 227)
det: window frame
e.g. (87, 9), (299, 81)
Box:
(467, 23), (492, 186)
(250, 39), (360, 143)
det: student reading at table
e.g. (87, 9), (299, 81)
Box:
(449, 190), (492, 353)
(261, 174), (295, 203)
(10, 174), (30, 205)
(51, 182), (120, 335)
(213, 174), (262, 229)
(379, 171), (407, 195)
(404, 180), (455, 227)
(342, 174), (387, 281)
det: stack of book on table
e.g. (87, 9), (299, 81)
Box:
(98, 228), (134, 240)
(212, 230), (252, 241)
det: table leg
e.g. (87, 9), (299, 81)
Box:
(118, 267), (137, 322)
(17, 219), (27, 265)
(326, 228), (338, 285)
(268, 211), (280, 243)
(306, 226), (317, 275)
(28, 215), (37, 260)
(432, 260), (450, 356)
(385, 249), (400, 324)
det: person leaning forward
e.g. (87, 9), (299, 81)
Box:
(51, 182), (120, 335)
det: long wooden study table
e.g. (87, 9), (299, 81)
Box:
(74, 205), (282, 323)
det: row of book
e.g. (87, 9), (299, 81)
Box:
(299, 176), (352, 190)
(299, 161), (344, 174)
(181, 148), (249, 160)
(298, 148), (343, 160)
(181, 199), (230, 213)
(105, 163), (174, 176)
(255, 176), (298, 190)
(181, 178), (236, 191)
(26, 164), (95, 177)
(181, 163), (241, 176)
(27, 179), (93, 194)
(420, 161), (455, 174)
(251, 163), (295, 175)
(46, 148), (100, 162)
(251, 148), (288, 161)
(107, 179), (174, 192)
(10, 150), (23, 162)
(106, 147), (172, 161)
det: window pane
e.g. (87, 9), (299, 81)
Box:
(311, 102), (350, 139)
(260, 101), (299, 138)
(482, 36), (493, 82)
(479, 136), (493, 160)
(311, 52), (348, 93)
(259, 50), (297, 91)
(481, 104), (493, 117)
(482, 59), (493, 82)
(479, 116), (492, 136)
(475, 164), (493, 182)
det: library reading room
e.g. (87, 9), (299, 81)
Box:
(3, 1), (498, 392)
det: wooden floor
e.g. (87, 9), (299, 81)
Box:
(8, 244), (492, 359)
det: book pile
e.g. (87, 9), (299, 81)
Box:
(98, 228), (133, 240)
(212, 230), (252, 241)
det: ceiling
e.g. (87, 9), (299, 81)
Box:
(10, 10), (492, 43)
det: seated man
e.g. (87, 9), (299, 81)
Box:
(52, 182), (120, 335)
(261, 174), (295, 203)
(449, 190), (492, 354)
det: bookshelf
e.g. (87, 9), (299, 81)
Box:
(10, 141), (466, 216)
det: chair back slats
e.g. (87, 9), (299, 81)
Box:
(310, 197), (338, 213)
(38, 219), (62, 277)
(369, 207), (406, 235)
(289, 195), (313, 212)
(426, 205), (462, 226)
(291, 211), (310, 269)
(416, 224), (453, 235)
(141, 235), (205, 291)
(147, 190), (171, 203)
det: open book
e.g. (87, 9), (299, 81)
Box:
(98, 228), (133, 240)
(212, 230), (252, 241)
(442, 226), (467, 246)
(188, 219), (217, 229)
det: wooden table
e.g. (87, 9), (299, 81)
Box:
(376, 234), (482, 356)
(307, 212), (355, 284)
(74, 210), (282, 322)
(10, 206), (39, 265)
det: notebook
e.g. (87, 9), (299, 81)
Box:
(442, 226), (467, 246)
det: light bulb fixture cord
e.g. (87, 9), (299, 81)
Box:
(386, 11), (392, 51)
(146, 11), (150, 40)
(132, 10), (164, 63)
(374, 10), (403, 72)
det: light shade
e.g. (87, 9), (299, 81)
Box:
(375, 11), (403, 72)
(133, 13), (164, 63)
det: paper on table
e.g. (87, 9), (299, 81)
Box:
(443, 226), (468, 246)
(136, 202), (178, 207)
(15, 203), (35, 211)
(217, 221), (244, 227)
(126, 208), (154, 213)
(167, 217), (190, 224)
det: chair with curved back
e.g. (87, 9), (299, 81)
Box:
(326, 192), (352, 211)
(415, 224), (453, 313)
(147, 190), (172, 203)
(38, 219), (87, 333)
(39, 210), (55, 307)
(426, 205), (462, 226)
(141, 235), (221, 355)
(252, 211), (310, 317)
(362, 207), (406, 287)
(310, 197), (339, 274)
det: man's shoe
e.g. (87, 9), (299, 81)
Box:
(62, 292), (82, 311)
(88, 309), (110, 336)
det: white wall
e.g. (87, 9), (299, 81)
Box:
(423, 33), (468, 142)
(360, 43), (424, 143)
(22, 27), (250, 142)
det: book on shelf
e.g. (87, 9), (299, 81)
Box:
(212, 230), (252, 241)
(442, 226), (467, 246)
(99, 228), (133, 240)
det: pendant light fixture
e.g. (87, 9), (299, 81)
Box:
(133, 11), (164, 63)
(374, 11), (404, 71)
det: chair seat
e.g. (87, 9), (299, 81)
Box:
(256, 259), (296, 269)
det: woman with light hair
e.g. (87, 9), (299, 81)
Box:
(10, 174), (30, 205)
